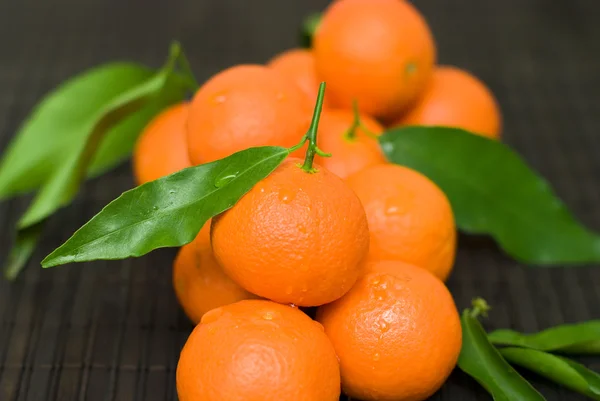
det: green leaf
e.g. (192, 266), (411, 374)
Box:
(0, 63), (153, 198)
(458, 309), (546, 400)
(379, 126), (600, 265)
(300, 12), (322, 48)
(489, 321), (600, 355)
(42, 146), (290, 267)
(500, 347), (600, 400)
(3, 222), (45, 280)
(17, 44), (189, 229)
(87, 73), (189, 177)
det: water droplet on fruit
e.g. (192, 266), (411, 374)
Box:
(212, 93), (227, 104)
(385, 205), (400, 215)
(263, 312), (274, 320)
(285, 286), (293, 295)
(152, 206), (158, 211)
(201, 307), (224, 324)
(373, 353), (381, 361)
(169, 190), (176, 195)
(214, 172), (239, 188)
(278, 189), (296, 203)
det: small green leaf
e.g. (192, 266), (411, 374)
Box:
(300, 12), (322, 48)
(458, 308), (546, 400)
(380, 126), (600, 265)
(500, 347), (600, 400)
(42, 146), (290, 267)
(489, 321), (600, 355)
(3, 222), (45, 280)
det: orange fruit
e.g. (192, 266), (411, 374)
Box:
(346, 163), (456, 281)
(315, 108), (385, 179)
(211, 157), (370, 307)
(393, 66), (502, 139)
(186, 65), (310, 164)
(173, 221), (258, 324)
(176, 300), (341, 401)
(317, 260), (462, 401)
(267, 48), (330, 108)
(132, 103), (190, 185)
(314, 0), (436, 118)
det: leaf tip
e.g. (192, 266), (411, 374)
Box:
(40, 253), (62, 268)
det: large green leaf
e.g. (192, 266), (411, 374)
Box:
(17, 55), (188, 228)
(500, 347), (600, 400)
(3, 222), (44, 280)
(458, 306), (546, 400)
(42, 146), (290, 267)
(87, 73), (189, 177)
(0, 63), (154, 198)
(380, 126), (600, 265)
(489, 321), (600, 355)
(1, 42), (194, 279)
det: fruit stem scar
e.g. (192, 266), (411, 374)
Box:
(299, 82), (331, 173)
(344, 99), (378, 141)
(468, 297), (491, 319)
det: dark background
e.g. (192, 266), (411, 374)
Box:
(1, 0), (599, 400)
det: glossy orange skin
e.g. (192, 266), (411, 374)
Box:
(211, 158), (370, 307)
(317, 260), (462, 401)
(177, 300), (341, 401)
(346, 164), (456, 281)
(132, 103), (191, 185)
(315, 109), (385, 179)
(186, 65), (311, 164)
(268, 49), (331, 108)
(393, 66), (502, 139)
(173, 221), (258, 324)
(314, 0), (436, 118)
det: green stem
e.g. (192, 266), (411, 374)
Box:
(345, 100), (361, 140)
(469, 297), (491, 319)
(344, 99), (378, 140)
(301, 82), (330, 173)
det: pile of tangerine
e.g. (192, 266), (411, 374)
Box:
(132, 0), (502, 400)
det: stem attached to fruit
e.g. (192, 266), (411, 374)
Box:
(345, 99), (378, 140)
(291, 82), (331, 173)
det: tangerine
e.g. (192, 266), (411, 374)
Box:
(173, 221), (258, 324)
(346, 163), (456, 281)
(393, 66), (502, 139)
(132, 103), (190, 185)
(315, 108), (385, 179)
(211, 158), (370, 306)
(317, 260), (462, 401)
(314, 0), (436, 118)
(267, 48), (330, 108)
(176, 300), (341, 401)
(186, 65), (310, 164)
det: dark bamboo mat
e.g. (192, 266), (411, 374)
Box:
(0, 0), (599, 400)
